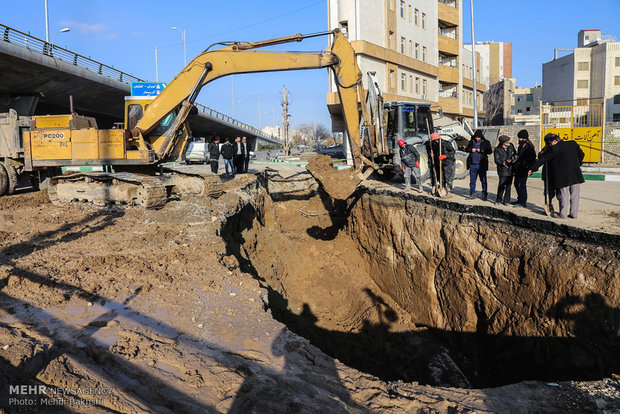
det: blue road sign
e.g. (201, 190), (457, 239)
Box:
(131, 82), (167, 96)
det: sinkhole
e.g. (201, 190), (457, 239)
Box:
(222, 171), (620, 388)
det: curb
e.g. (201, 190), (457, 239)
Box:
(485, 170), (619, 182)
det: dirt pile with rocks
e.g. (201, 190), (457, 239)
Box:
(0, 172), (618, 413)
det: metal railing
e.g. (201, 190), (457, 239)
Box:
(438, 29), (458, 40)
(1, 23), (141, 84)
(1, 23), (278, 141)
(438, 0), (457, 7)
(439, 90), (458, 98)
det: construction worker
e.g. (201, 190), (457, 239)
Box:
(429, 132), (456, 195)
(398, 139), (422, 191)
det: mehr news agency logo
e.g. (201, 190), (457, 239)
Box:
(7, 384), (115, 407)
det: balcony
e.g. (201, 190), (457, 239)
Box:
(439, 89), (458, 98)
(438, 2), (459, 26)
(438, 65), (459, 83)
(438, 35), (459, 55)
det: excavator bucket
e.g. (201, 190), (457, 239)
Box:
(306, 155), (363, 200)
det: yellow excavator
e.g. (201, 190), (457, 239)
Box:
(2, 29), (440, 206)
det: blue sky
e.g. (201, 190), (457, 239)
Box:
(2, 1), (619, 130)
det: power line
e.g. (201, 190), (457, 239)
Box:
(157, 0), (324, 50)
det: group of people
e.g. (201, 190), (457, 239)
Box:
(398, 128), (585, 219)
(208, 136), (251, 177)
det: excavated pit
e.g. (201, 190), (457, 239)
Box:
(223, 171), (620, 389)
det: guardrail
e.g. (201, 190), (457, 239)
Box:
(1, 23), (141, 84)
(0, 23), (279, 141)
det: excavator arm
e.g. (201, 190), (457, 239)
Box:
(134, 30), (365, 169)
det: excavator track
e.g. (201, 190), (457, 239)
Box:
(48, 172), (167, 209)
(161, 165), (223, 199)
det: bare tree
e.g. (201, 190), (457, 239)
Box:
(483, 82), (505, 125)
(298, 122), (330, 148)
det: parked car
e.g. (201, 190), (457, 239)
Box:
(185, 140), (207, 164)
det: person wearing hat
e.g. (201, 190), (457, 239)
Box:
(512, 129), (536, 207)
(493, 135), (517, 205)
(464, 129), (492, 200)
(397, 139), (422, 191)
(428, 132), (456, 195)
(529, 133), (585, 218)
(208, 136), (221, 174)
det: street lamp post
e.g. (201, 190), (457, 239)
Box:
(44, 0), (50, 42)
(171, 26), (187, 66)
(470, 0), (478, 128)
(155, 47), (159, 82)
(50, 27), (70, 56)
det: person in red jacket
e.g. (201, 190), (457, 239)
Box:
(398, 139), (421, 191)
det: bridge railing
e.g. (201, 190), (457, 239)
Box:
(1, 23), (141, 84)
(1, 23), (278, 141)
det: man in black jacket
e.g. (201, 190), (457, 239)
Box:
(512, 129), (536, 207)
(465, 130), (492, 200)
(233, 136), (245, 174)
(398, 139), (421, 191)
(493, 135), (516, 205)
(208, 137), (221, 174)
(242, 136), (251, 173)
(221, 138), (235, 176)
(530, 133), (585, 218)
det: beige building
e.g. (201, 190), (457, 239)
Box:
(511, 85), (543, 125)
(464, 41), (512, 86)
(326, 0), (485, 129)
(543, 30), (620, 122)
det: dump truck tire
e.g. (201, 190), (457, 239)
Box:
(0, 162), (17, 195)
(0, 164), (8, 196)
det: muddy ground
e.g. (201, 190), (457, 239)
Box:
(0, 169), (619, 413)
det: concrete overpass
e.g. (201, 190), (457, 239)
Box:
(0, 23), (280, 148)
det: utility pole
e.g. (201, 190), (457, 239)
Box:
(470, 0), (478, 128)
(281, 86), (290, 154)
(44, 0), (49, 42)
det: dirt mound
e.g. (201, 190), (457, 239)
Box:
(306, 154), (360, 200)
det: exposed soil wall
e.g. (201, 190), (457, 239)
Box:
(229, 172), (620, 388)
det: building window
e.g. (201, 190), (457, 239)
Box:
(408, 5), (412, 22)
(614, 94), (620, 105)
(526, 94), (533, 102)
(400, 0), (405, 18)
(389, 0), (395, 11)
(388, 31), (394, 49)
(409, 75), (413, 92)
(577, 98), (588, 105)
(577, 79), (589, 88)
(526, 107), (531, 112)
(401, 37), (406, 54)
(422, 13), (426, 29)
(615, 76), (620, 86)
(389, 70), (396, 89)
(577, 62), (589, 71)
(616, 57), (620, 67)
(614, 113), (620, 122)
(517, 96), (522, 102)
(414, 9), (419, 25)
(422, 46), (427, 62)
(422, 79), (427, 96)
(415, 43), (419, 59)
(415, 77), (420, 94)
(339, 21), (348, 38)
(401, 73), (406, 90)
(409, 40), (413, 55)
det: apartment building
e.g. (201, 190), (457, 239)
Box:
(464, 41), (512, 85)
(543, 30), (620, 122)
(326, 0), (485, 130)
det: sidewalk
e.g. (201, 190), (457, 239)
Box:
(486, 166), (620, 182)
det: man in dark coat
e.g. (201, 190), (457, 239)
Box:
(398, 139), (421, 191)
(512, 129), (536, 207)
(233, 136), (245, 174)
(242, 136), (251, 173)
(465, 129), (492, 200)
(493, 135), (516, 205)
(428, 132), (456, 195)
(208, 137), (221, 174)
(221, 138), (235, 176)
(530, 133), (585, 218)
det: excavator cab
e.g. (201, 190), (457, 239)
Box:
(384, 102), (434, 148)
